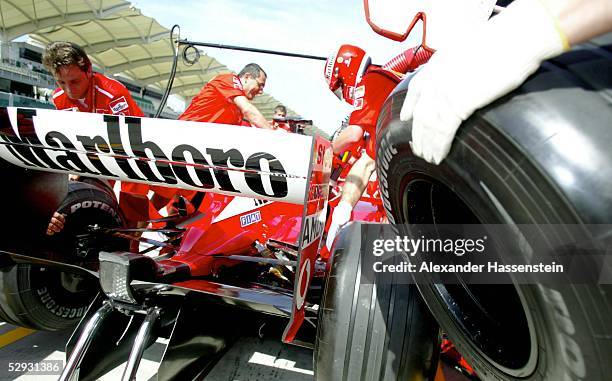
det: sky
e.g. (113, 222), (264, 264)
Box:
(131, 0), (422, 135)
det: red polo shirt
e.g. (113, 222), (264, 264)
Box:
(52, 72), (143, 117)
(180, 73), (246, 124)
(348, 67), (402, 158)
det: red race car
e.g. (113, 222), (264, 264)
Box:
(1, 3), (610, 380)
(0, 11), (463, 381)
(0, 107), (431, 381)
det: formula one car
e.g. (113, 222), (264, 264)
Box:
(2, 3), (611, 381)
(1, 107), (433, 381)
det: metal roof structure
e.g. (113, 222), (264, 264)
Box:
(0, 0), (314, 125)
(0, 0), (130, 42)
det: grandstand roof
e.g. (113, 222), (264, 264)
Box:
(0, 0), (130, 42)
(0, 0), (308, 123)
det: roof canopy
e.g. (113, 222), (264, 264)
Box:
(0, 0), (313, 125)
(0, 0), (130, 41)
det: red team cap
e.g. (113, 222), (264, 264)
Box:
(324, 44), (371, 105)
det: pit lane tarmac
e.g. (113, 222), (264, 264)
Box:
(0, 320), (314, 380)
(0, 321), (472, 381)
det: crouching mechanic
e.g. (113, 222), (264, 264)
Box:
(324, 44), (433, 250)
(44, 42), (142, 116)
(42, 41), (146, 235)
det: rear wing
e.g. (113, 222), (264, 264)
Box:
(0, 107), (314, 204)
(0, 107), (333, 343)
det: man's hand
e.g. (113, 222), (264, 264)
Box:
(46, 212), (66, 236)
(401, 0), (567, 165)
(325, 201), (353, 251)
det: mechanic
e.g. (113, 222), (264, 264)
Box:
(180, 63), (275, 129)
(273, 104), (287, 118)
(43, 42), (142, 116)
(398, 0), (612, 164)
(323, 44), (406, 251)
(272, 104), (292, 131)
(146, 64), (277, 213)
(42, 41), (147, 236)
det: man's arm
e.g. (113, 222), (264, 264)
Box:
(400, 0), (612, 165)
(341, 153), (376, 208)
(545, 0), (612, 45)
(233, 96), (274, 129)
(332, 125), (364, 155)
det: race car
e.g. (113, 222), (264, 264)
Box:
(1, 106), (429, 380)
(1, 2), (611, 380)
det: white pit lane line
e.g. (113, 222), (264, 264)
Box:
(248, 352), (314, 376)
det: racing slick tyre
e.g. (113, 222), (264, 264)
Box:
(314, 222), (440, 381)
(51, 179), (124, 258)
(375, 44), (612, 380)
(0, 180), (125, 331)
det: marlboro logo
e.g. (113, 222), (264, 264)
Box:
(0, 108), (295, 200)
(109, 96), (129, 114)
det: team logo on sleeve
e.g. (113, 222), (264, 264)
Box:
(354, 85), (365, 99)
(109, 96), (129, 114)
(232, 76), (244, 90)
(353, 98), (364, 110)
(353, 85), (365, 110)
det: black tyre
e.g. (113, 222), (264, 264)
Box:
(376, 44), (612, 380)
(315, 223), (439, 381)
(0, 181), (125, 331)
(51, 180), (124, 261)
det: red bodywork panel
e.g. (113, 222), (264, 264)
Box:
(171, 194), (303, 277)
(0, 107), (385, 344)
(284, 135), (332, 342)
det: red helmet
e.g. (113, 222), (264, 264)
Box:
(324, 44), (371, 105)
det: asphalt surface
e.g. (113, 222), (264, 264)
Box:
(0, 321), (314, 381)
(0, 320), (471, 381)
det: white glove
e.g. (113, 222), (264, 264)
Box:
(325, 200), (353, 251)
(401, 0), (568, 165)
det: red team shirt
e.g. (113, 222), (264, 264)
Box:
(179, 73), (246, 124)
(170, 73), (249, 206)
(52, 72), (143, 117)
(52, 72), (149, 223)
(348, 67), (402, 159)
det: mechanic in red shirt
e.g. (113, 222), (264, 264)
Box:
(271, 104), (292, 132)
(324, 44), (405, 250)
(180, 63), (274, 129)
(146, 63), (278, 209)
(41, 41), (148, 235)
(273, 104), (287, 119)
(43, 42), (143, 117)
